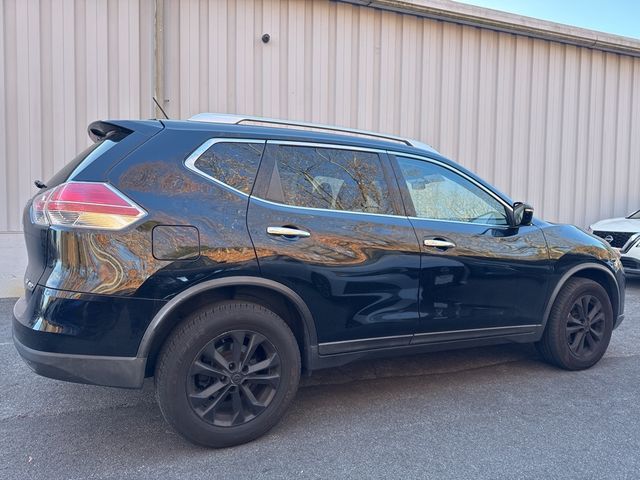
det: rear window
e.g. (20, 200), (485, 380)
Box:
(263, 145), (393, 215)
(192, 141), (265, 194)
(47, 139), (117, 187)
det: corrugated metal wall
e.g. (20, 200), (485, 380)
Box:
(2, 0), (639, 233)
(0, 0), (156, 232)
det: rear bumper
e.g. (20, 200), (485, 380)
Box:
(12, 291), (155, 388)
(12, 285), (164, 356)
(13, 331), (146, 388)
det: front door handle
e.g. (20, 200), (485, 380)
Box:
(267, 226), (311, 238)
(423, 238), (456, 250)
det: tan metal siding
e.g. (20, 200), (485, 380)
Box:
(0, 0), (6, 231)
(0, 0), (155, 232)
(1, 0), (639, 233)
(630, 60), (640, 221)
(161, 0), (640, 227)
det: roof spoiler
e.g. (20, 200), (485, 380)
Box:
(87, 121), (133, 143)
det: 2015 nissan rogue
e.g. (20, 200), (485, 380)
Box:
(13, 114), (625, 447)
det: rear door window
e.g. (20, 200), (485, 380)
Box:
(262, 144), (394, 215)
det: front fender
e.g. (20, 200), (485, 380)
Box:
(539, 223), (625, 329)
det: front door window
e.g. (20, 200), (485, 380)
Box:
(396, 156), (508, 226)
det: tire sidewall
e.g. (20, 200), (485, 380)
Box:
(547, 280), (613, 370)
(156, 303), (300, 447)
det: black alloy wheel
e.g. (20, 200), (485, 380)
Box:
(536, 277), (613, 370)
(187, 330), (281, 427)
(566, 295), (606, 357)
(155, 301), (300, 448)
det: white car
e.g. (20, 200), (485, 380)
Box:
(590, 210), (640, 275)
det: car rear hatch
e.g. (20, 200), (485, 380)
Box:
(22, 120), (163, 294)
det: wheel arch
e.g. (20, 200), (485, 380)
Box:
(138, 276), (318, 375)
(542, 263), (621, 330)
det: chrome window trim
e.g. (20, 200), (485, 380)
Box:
(405, 216), (508, 228)
(183, 138), (514, 228)
(253, 195), (506, 227)
(183, 138), (265, 198)
(251, 196), (404, 220)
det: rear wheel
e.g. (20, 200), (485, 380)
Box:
(537, 278), (613, 370)
(155, 301), (300, 447)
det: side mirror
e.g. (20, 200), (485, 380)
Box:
(511, 202), (534, 226)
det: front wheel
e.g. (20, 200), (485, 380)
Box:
(155, 301), (301, 447)
(536, 278), (613, 370)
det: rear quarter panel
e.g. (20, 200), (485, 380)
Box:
(41, 128), (260, 300)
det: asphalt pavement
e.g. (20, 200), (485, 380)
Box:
(1, 280), (639, 479)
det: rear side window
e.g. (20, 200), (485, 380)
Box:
(192, 141), (265, 194)
(263, 145), (393, 215)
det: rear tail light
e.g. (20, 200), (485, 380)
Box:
(30, 182), (146, 230)
(30, 190), (52, 226)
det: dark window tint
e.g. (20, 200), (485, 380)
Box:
(193, 141), (265, 194)
(265, 145), (393, 215)
(47, 139), (117, 187)
(396, 156), (508, 225)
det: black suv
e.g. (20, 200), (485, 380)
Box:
(13, 114), (625, 447)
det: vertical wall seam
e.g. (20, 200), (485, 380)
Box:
(541, 41), (550, 209)
(626, 61), (635, 213)
(0, 0), (6, 227)
(571, 49), (581, 224)
(556, 45), (566, 221)
(154, 0), (164, 118)
(508, 33), (516, 195)
(612, 55), (622, 215)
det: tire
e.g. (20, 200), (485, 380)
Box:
(536, 278), (613, 370)
(155, 301), (301, 448)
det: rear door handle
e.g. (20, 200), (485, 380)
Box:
(267, 226), (311, 238)
(423, 238), (456, 250)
